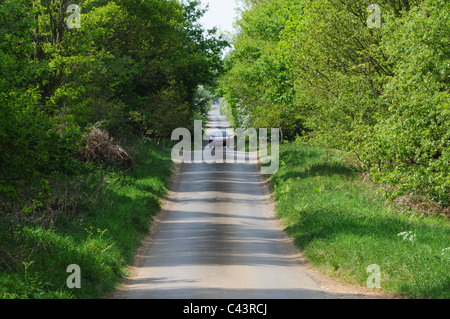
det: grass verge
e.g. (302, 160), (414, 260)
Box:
(0, 135), (173, 298)
(271, 141), (450, 298)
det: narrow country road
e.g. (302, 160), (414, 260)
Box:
(115, 104), (332, 299)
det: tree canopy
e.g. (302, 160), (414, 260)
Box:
(218, 0), (449, 205)
(0, 0), (228, 204)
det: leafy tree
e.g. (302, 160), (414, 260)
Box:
(218, 0), (300, 139)
(1, 0), (228, 206)
(366, 0), (450, 204)
(219, 0), (449, 205)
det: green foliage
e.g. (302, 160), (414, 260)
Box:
(365, 1), (450, 204)
(1, 0), (228, 204)
(0, 136), (173, 299)
(273, 142), (450, 299)
(218, 0), (300, 137)
(219, 0), (449, 205)
(193, 85), (214, 115)
(0, 0), (228, 297)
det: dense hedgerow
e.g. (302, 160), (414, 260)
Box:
(219, 0), (449, 206)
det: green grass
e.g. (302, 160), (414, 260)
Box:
(271, 141), (450, 298)
(0, 135), (173, 299)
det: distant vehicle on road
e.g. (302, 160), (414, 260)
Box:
(208, 130), (230, 147)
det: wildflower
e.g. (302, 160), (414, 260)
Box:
(397, 231), (416, 242)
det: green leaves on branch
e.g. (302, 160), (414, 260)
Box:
(1, 0), (228, 203)
(219, 0), (449, 205)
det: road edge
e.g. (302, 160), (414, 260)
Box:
(107, 161), (183, 299)
(254, 154), (397, 299)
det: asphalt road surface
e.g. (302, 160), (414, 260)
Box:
(117, 104), (331, 299)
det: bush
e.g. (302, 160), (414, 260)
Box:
(219, 0), (449, 206)
(0, 93), (82, 203)
(364, 0), (450, 205)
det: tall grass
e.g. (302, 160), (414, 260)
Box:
(272, 142), (450, 298)
(0, 135), (173, 298)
